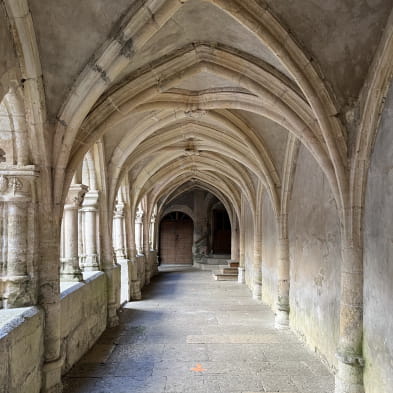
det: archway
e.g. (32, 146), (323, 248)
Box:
(211, 207), (231, 255)
(159, 212), (194, 265)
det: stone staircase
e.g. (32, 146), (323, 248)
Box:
(213, 260), (239, 281)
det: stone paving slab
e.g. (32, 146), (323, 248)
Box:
(63, 268), (334, 393)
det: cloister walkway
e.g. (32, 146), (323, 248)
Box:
(63, 267), (334, 393)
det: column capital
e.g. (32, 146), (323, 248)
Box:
(135, 207), (144, 223)
(65, 184), (89, 209)
(114, 200), (125, 218)
(81, 189), (99, 210)
(0, 164), (38, 203)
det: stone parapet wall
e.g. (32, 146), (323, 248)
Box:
(60, 272), (107, 374)
(0, 307), (44, 393)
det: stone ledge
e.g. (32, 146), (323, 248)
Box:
(0, 306), (41, 339)
(60, 271), (105, 298)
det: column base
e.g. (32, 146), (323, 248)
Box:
(60, 258), (84, 281)
(107, 304), (119, 328)
(42, 357), (63, 393)
(252, 282), (262, 301)
(3, 274), (34, 308)
(237, 267), (245, 283)
(145, 267), (151, 285)
(275, 308), (290, 329)
(335, 353), (364, 393)
(60, 272), (83, 282)
(83, 254), (100, 271)
(131, 282), (142, 300)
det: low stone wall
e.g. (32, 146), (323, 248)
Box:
(60, 272), (107, 374)
(0, 307), (44, 393)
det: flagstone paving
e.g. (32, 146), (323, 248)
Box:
(63, 266), (335, 393)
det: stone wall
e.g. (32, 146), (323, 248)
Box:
(60, 272), (107, 374)
(288, 145), (341, 368)
(363, 82), (393, 393)
(0, 307), (44, 393)
(261, 192), (278, 310)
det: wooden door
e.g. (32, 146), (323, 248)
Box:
(160, 212), (193, 264)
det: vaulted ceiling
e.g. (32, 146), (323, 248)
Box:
(3, 0), (392, 215)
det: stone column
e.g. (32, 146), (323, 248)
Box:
(125, 205), (141, 300)
(150, 212), (159, 276)
(335, 211), (364, 393)
(230, 215), (239, 261)
(135, 208), (145, 286)
(78, 208), (85, 269)
(114, 198), (132, 304)
(143, 212), (151, 284)
(275, 214), (290, 328)
(238, 197), (246, 283)
(81, 190), (100, 271)
(135, 208), (143, 255)
(113, 199), (126, 260)
(0, 169), (37, 308)
(192, 190), (208, 264)
(98, 193), (120, 327)
(60, 184), (88, 281)
(129, 242), (142, 300)
(252, 212), (262, 300)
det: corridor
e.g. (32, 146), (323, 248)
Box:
(63, 267), (334, 393)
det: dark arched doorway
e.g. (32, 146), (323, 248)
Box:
(159, 212), (194, 264)
(211, 208), (231, 254)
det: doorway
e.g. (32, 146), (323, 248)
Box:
(159, 212), (193, 264)
(212, 209), (231, 254)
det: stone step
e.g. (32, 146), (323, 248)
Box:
(222, 267), (239, 274)
(194, 262), (228, 271)
(213, 273), (238, 281)
(228, 261), (239, 268)
(206, 258), (230, 265)
(211, 254), (231, 259)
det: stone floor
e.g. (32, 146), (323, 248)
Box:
(63, 266), (335, 393)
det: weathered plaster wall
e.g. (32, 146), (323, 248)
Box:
(363, 82), (393, 393)
(243, 201), (254, 287)
(0, 307), (44, 393)
(264, 0), (392, 105)
(261, 192), (278, 310)
(288, 145), (340, 368)
(60, 272), (107, 374)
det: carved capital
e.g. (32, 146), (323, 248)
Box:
(0, 169), (36, 202)
(135, 208), (144, 223)
(114, 201), (125, 218)
(81, 189), (100, 210)
(65, 184), (89, 209)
